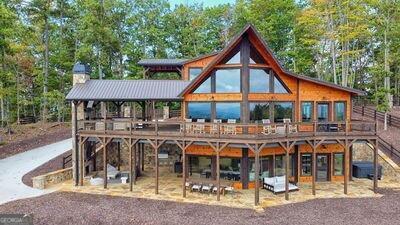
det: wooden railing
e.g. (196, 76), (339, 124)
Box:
(378, 137), (400, 163)
(62, 153), (72, 169)
(353, 105), (400, 128)
(77, 119), (377, 140)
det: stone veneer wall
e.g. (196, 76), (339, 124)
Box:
(32, 168), (73, 189)
(353, 143), (399, 179)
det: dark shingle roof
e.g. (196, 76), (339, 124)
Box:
(137, 59), (187, 66)
(66, 80), (190, 101)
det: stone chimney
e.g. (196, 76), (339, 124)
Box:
(73, 62), (91, 85)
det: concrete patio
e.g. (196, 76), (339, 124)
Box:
(53, 170), (400, 211)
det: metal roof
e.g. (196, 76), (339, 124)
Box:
(137, 58), (187, 66)
(66, 80), (190, 101)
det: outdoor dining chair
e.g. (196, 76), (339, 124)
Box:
(181, 118), (193, 133)
(224, 119), (237, 135)
(210, 119), (222, 134)
(283, 118), (298, 133)
(262, 119), (275, 135)
(193, 119), (206, 133)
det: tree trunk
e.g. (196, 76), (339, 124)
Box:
(42, 1), (50, 122)
(384, 112), (388, 131)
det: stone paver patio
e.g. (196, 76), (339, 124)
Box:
(53, 170), (400, 211)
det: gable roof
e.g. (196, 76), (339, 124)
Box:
(179, 24), (365, 96)
(66, 80), (190, 101)
(137, 59), (188, 67)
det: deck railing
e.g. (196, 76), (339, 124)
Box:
(77, 119), (377, 140)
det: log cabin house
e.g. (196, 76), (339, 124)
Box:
(66, 24), (379, 205)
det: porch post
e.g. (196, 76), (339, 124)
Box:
(216, 144), (221, 201)
(141, 143), (145, 171)
(241, 148), (249, 189)
(79, 137), (84, 186)
(312, 144), (316, 195)
(103, 138), (108, 189)
(344, 139), (349, 194)
(155, 140), (159, 194)
(182, 144), (186, 197)
(133, 141), (137, 185)
(373, 139), (378, 193)
(72, 101), (79, 186)
(254, 147), (260, 205)
(117, 142), (121, 171)
(129, 139), (133, 191)
(285, 144), (289, 201)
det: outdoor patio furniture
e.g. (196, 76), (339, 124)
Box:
(106, 164), (121, 180)
(193, 119), (206, 133)
(262, 119), (275, 135)
(283, 118), (297, 133)
(95, 122), (105, 131)
(121, 177), (128, 184)
(263, 175), (299, 194)
(223, 119), (237, 135)
(224, 186), (234, 194)
(185, 181), (192, 190)
(89, 177), (104, 186)
(210, 119), (222, 134)
(181, 119), (193, 133)
(201, 184), (213, 193)
(212, 186), (224, 195)
(113, 119), (128, 131)
(191, 183), (202, 192)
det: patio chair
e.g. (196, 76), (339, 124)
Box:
(283, 118), (297, 133)
(113, 119), (127, 131)
(223, 119), (237, 135)
(210, 119), (222, 134)
(201, 184), (213, 193)
(193, 119), (206, 133)
(263, 175), (299, 194)
(180, 119), (193, 133)
(106, 164), (120, 180)
(95, 122), (105, 131)
(262, 119), (275, 135)
(224, 185), (234, 194)
(191, 183), (202, 192)
(212, 186), (224, 195)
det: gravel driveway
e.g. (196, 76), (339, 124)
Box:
(0, 189), (399, 225)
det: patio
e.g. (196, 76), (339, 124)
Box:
(53, 170), (397, 211)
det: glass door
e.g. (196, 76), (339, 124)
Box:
(316, 154), (329, 182)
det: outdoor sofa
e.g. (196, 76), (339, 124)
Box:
(263, 175), (299, 194)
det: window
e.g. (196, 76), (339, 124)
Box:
(301, 154), (312, 176)
(274, 155), (295, 176)
(250, 69), (270, 93)
(250, 103), (270, 122)
(250, 46), (264, 64)
(193, 77), (211, 93)
(274, 76), (289, 93)
(301, 102), (313, 122)
(215, 69), (241, 93)
(189, 68), (202, 81)
(334, 102), (346, 121)
(187, 102), (211, 121)
(333, 153), (344, 175)
(274, 102), (293, 123)
(226, 51), (240, 64)
(317, 103), (329, 122)
(216, 103), (241, 121)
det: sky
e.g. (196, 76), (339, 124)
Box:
(168, 0), (235, 7)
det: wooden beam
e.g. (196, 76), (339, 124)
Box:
(129, 138), (133, 191)
(285, 141), (289, 201)
(79, 136), (84, 186)
(72, 101), (79, 186)
(312, 142), (316, 195)
(344, 139), (349, 194)
(182, 141), (187, 198)
(216, 143), (221, 201)
(254, 145), (260, 206)
(154, 139), (159, 194)
(103, 137), (107, 189)
(373, 139), (378, 193)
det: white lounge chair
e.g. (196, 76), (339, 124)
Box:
(283, 118), (297, 133)
(181, 118), (193, 133)
(224, 119), (237, 135)
(210, 119), (222, 134)
(263, 175), (299, 194)
(106, 164), (120, 180)
(262, 119), (275, 135)
(193, 119), (206, 133)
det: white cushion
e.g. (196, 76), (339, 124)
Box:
(90, 177), (104, 186)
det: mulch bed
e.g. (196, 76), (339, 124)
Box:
(0, 124), (71, 159)
(22, 151), (72, 187)
(0, 189), (399, 225)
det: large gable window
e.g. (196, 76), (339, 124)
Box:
(187, 102), (211, 121)
(225, 51), (240, 64)
(216, 103), (241, 121)
(193, 77), (211, 93)
(274, 102), (293, 123)
(250, 69), (270, 93)
(274, 77), (289, 93)
(250, 103), (270, 122)
(189, 68), (202, 81)
(215, 69), (241, 93)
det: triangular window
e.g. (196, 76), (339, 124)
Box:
(274, 76), (289, 93)
(225, 51), (240, 64)
(193, 77), (211, 93)
(250, 45), (265, 64)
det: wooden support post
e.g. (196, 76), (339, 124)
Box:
(216, 146), (221, 201)
(117, 142), (121, 171)
(373, 139), (378, 193)
(312, 143), (316, 195)
(79, 137), (84, 186)
(182, 142), (186, 198)
(241, 148), (249, 189)
(129, 139), (133, 191)
(254, 147), (260, 205)
(155, 140), (159, 194)
(72, 101), (79, 186)
(285, 143), (289, 201)
(141, 143), (145, 171)
(103, 138), (108, 189)
(211, 156), (217, 180)
(133, 142), (137, 185)
(344, 139), (349, 194)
